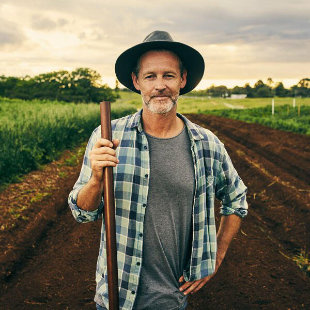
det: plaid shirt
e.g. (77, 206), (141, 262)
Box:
(68, 110), (248, 310)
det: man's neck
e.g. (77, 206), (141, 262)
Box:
(142, 107), (184, 138)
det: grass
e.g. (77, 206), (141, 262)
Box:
(1, 92), (309, 185)
(178, 96), (310, 113)
(114, 91), (310, 112)
(205, 104), (310, 135)
(293, 249), (310, 277)
(0, 97), (136, 186)
(114, 91), (310, 135)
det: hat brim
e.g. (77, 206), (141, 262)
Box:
(115, 41), (205, 95)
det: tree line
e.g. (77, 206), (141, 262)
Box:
(188, 78), (310, 98)
(1, 70), (309, 101)
(0, 68), (119, 103)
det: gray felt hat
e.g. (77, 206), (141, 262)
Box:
(115, 30), (205, 95)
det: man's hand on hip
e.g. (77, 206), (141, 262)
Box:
(178, 270), (217, 296)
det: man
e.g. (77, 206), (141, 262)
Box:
(68, 30), (248, 310)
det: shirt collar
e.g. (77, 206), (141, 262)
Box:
(177, 113), (205, 141)
(127, 109), (143, 132)
(128, 109), (204, 141)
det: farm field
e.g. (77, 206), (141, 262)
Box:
(115, 92), (310, 135)
(206, 104), (310, 135)
(0, 97), (136, 186)
(0, 113), (309, 309)
(115, 90), (310, 111)
(1, 94), (309, 187)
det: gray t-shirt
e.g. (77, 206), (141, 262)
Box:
(133, 127), (195, 310)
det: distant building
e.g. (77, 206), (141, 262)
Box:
(230, 94), (247, 99)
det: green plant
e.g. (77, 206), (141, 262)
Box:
(0, 97), (136, 185)
(293, 249), (310, 276)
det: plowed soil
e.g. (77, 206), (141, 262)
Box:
(0, 114), (309, 310)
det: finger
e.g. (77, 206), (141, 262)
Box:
(179, 281), (193, 292)
(94, 138), (114, 149)
(112, 139), (120, 149)
(91, 146), (117, 156)
(92, 153), (119, 163)
(91, 154), (119, 169)
(191, 280), (207, 294)
(183, 281), (201, 296)
(179, 275), (184, 283)
(92, 160), (118, 170)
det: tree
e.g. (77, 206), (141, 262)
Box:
(290, 78), (310, 97)
(267, 77), (274, 88)
(256, 86), (273, 97)
(0, 68), (118, 103)
(206, 85), (229, 97)
(298, 78), (310, 88)
(231, 86), (246, 95)
(254, 80), (272, 97)
(254, 80), (265, 90)
(274, 82), (288, 97)
(244, 83), (255, 98)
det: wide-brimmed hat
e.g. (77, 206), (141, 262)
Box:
(115, 30), (205, 95)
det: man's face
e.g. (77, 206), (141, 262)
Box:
(132, 50), (187, 114)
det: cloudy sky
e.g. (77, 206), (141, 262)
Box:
(1, 0), (309, 89)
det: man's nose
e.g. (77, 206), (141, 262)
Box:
(154, 77), (166, 91)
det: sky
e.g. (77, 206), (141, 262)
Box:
(0, 0), (309, 89)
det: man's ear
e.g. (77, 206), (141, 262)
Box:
(180, 70), (187, 89)
(131, 72), (140, 91)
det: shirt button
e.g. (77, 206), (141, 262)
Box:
(131, 290), (135, 295)
(144, 145), (147, 150)
(145, 174), (148, 178)
(136, 262), (141, 266)
(143, 204), (147, 208)
(139, 233), (143, 237)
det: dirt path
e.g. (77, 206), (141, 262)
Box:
(0, 115), (309, 309)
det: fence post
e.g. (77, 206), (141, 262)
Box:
(272, 98), (275, 116)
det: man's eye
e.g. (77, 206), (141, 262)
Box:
(165, 74), (175, 78)
(145, 75), (154, 79)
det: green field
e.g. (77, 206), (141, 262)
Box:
(114, 91), (310, 135)
(0, 97), (135, 185)
(115, 91), (310, 112)
(1, 93), (309, 186)
(206, 104), (310, 135)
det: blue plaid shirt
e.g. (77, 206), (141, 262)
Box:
(68, 110), (248, 310)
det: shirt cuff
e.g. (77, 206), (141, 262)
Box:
(220, 202), (248, 218)
(68, 187), (102, 223)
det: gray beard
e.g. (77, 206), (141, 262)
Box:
(143, 96), (178, 114)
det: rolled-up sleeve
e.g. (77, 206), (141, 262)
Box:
(215, 144), (248, 218)
(68, 127), (104, 223)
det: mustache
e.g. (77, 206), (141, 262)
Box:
(151, 93), (172, 98)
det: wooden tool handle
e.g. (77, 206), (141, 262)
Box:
(100, 101), (119, 310)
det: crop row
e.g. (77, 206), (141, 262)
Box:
(0, 98), (136, 185)
(204, 104), (310, 135)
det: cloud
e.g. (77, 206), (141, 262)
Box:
(31, 16), (68, 31)
(0, 17), (26, 48)
(0, 0), (309, 82)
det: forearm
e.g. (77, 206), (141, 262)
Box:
(76, 176), (103, 211)
(216, 214), (242, 267)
